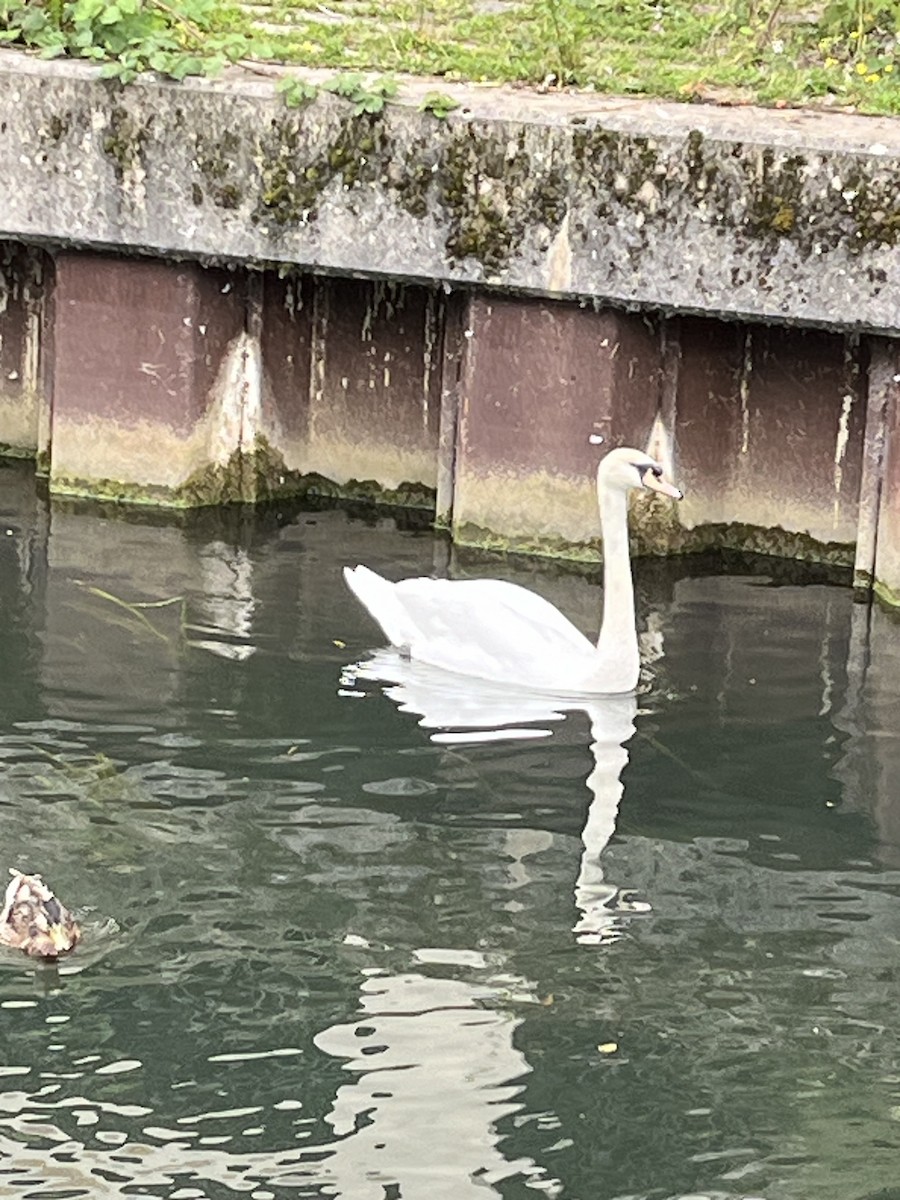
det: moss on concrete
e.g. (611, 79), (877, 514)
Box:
(246, 105), (571, 272)
(454, 520), (603, 563)
(50, 473), (183, 507)
(565, 121), (900, 265)
(194, 129), (244, 211)
(252, 110), (397, 228)
(439, 123), (568, 272)
(46, 111), (71, 142)
(141, 84), (900, 277)
(101, 105), (150, 182)
(49, 434), (435, 512)
(687, 140), (900, 257)
(453, 513), (855, 568)
(744, 149), (806, 241)
(672, 521), (855, 567)
(0, 443), (36, 460)
(337, 477), (435, 509)
(874, 577), (900, 611)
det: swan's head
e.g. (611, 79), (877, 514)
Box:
(598, 447), (683, 500)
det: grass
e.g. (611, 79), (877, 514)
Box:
(226, 0), (900, 114)
(2, 0), (900, 112)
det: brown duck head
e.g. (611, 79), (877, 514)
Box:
(0, 870), (81, 959)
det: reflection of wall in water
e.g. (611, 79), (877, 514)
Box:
(313, 969), (555, 1199)
(832, 601), (900, 868)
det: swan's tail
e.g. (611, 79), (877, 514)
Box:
(343, 565), (415, 649)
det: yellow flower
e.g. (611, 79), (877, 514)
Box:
(886, 62), (895, 73)
(824, 56), (838, 67)
(866, 72), (880, 82)
(850, 29), (860, 38)
(856, 60), (869, 74)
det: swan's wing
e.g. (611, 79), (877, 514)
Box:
(346, 567), (595, 685)
(395, 577), (593, 650)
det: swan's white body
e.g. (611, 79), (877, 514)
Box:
(344, 447), (682, 695)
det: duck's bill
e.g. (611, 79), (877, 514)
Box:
(645, 475), (683, 500)
(46, 923), (76, 955)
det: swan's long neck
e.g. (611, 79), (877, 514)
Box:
(595, 483), (640, 688)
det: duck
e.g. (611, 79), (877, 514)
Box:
(344, 444), (683, 695)
(0, 869), (81, 958)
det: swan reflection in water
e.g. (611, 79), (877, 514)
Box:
(344, 647), (645, 946)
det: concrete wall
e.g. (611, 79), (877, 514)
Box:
(4, 52), (900, 334)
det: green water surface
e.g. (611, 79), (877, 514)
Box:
(0, 461), (899, 1200)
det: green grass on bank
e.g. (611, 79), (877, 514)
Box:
(3, 0), (900, 113)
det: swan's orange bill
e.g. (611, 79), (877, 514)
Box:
(645, 474), (683, 501)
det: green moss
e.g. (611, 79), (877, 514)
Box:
(336, 477), (435, 509)
(176, 435), (290, 505)
(194, 130), (244, 211)
(0, 443), (37, 461)
(743, 150), (806, 242)
(255, 115), (316, 225)
(46, 434), (434, 512)
(250, 101), (567, 266)
(393, 161), (435, 220)
(672, 140), (900, 256)
(438, 123), (569, 272)
(50, 474), (183, 507)
(453, 513), (855, 568)
(291, 472), (434, 509)
(568, 125), (900, 258)
(454, 520), (604, 563)
(253, 112), (395, 228)
(46, 112), (70, 142)
(874, 577), (900, 611)
(217, 183), (242, 210)
(177, 451), (246, 507)
(670, 521), (854, 567)
(839, 168), (900, 250)
(102, 106), (149, 182)
(238, 97), (900, 274)
(177, 437), (437, 510)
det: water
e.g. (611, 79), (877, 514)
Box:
(1, 460), (900, 1200)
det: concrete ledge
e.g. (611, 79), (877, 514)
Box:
(3, 50), (900, 333)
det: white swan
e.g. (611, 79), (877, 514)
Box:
(344, 446), (682, 694)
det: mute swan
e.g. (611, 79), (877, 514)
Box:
(344, 446), (682, 694)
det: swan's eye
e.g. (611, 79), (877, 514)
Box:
(640, 464), (663, 481)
